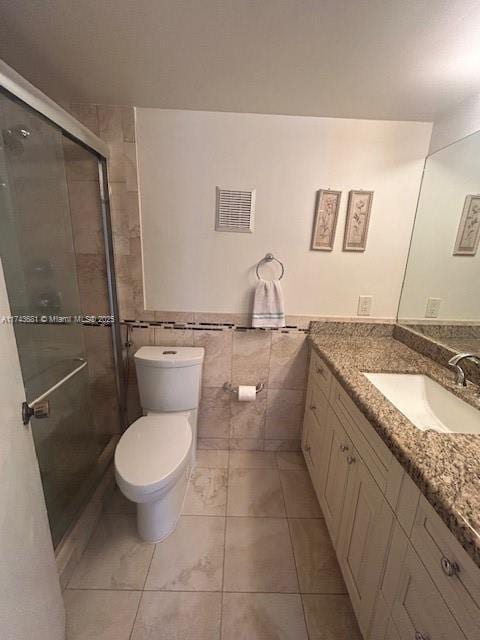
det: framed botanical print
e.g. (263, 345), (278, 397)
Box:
(343, 190), (374, 251)
(311, 189), (342, 251)
(453, 194), (480, 256)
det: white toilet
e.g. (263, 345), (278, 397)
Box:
(114, 346), (204, 542)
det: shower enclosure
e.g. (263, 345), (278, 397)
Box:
(0, 88), (123, 547)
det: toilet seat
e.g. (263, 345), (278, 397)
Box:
(115, 414), (192, 499)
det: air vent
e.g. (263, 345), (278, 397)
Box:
(215, 187), (255, 233)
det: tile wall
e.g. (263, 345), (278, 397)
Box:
(125, 317), (310, 451)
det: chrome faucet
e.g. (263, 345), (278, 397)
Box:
(447, 353), (480, 387)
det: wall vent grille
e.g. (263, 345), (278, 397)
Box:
(215, 187), (255, 233)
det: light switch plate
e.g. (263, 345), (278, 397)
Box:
(358, 295), (372, 316)
(425, 297), (441, 318)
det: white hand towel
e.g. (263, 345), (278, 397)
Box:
(252, 279), (286, 328)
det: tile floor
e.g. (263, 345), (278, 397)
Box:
(65, 449), (362, 640)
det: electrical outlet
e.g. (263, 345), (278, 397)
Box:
(425, 297), (442, 318)
(358, 295), (372, 316)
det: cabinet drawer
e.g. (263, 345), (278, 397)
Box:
(411, 496), (480, 639)
(330, 378), (391, 490)
(309, 349), (332, 399)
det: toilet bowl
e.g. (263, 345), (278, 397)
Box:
(114, 346), (204, 542)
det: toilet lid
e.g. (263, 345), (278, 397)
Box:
(115, 415), (192, 492)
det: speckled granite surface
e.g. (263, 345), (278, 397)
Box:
(308, 329), (480, 568)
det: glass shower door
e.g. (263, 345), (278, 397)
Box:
(0, 91), (116, 547)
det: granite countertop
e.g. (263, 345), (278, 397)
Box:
(308, 328), (480, 568)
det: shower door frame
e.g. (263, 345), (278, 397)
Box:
(0, 61), (126, 486)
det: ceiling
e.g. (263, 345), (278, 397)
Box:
(2, 0), (480, 121)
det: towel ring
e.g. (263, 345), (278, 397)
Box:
(256, 253), (285, 280)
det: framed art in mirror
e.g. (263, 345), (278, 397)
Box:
(453, 194), (480, 256)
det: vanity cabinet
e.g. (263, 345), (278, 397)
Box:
(302, 347), (480, 640)
(317, 408), (354, 543)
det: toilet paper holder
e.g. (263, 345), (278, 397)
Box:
(223, 382), (264, 395)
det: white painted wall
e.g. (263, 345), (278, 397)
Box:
(0, 260), (65, 640)
(136, 109), (431, 318)
(399, 131), (480, 322)
(429, 92), (480, 154)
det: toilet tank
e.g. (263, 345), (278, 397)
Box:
(134, 346), (204, 412)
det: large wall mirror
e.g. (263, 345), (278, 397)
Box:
(398, 129), (480, 354)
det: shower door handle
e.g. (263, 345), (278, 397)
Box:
(21, 358), (88, 425)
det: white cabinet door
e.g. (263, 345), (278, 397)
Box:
(302, 379), (329, 493)
(391, 542), (466, 640)
(338, 453), (394, 636)
(318, 408), (353, 544)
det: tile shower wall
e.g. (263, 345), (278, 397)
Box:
(126, 319), (309, 451)
(66, 104), (143, 322)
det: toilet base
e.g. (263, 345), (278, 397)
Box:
(136, 462), (191, 542)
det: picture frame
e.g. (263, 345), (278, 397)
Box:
(311, 189), (342, 251)
(453, 194), (480, 256)
(343, 190), (374, 252)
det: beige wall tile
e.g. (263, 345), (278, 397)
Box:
(76, 254), (109, 315)
(232, 330), (271, 386)
(124, 142), (138, 191)
(268, 332), (308, 390)
(68, 181), (104, 254)
(121, 106), (135, 143)
(198, 387), (231, 438)
(154, 327), (194, 346)
(154, 310), (195, 322)
(265, 389), (305, 439)
(98, 106), (123, 144)
(230, 391), (266, 439)
(193, 330), (232, 387)
(68, 104), (99, 135)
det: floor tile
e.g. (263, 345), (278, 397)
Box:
(145, 515), (224, 591)
(223, 517), (298, 592)
(289, 519), (346, 593)
(183, 468), (227, 516)
(103, 486), (136, 515)
(131, 591), (221, 640)
(276, 451), (306, 470)
(195, 449), (229, 468)
(302, 594), (362, 639)
(222, 593), (308, 640)
(227, 468), (285, 517)
(280, 467), (322, 518)
(68, 514), (154, 589)
(65, 589), (141, 640)
(229, 450), (277, 469)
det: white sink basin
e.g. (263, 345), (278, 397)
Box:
(363, 373), (480, 435)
